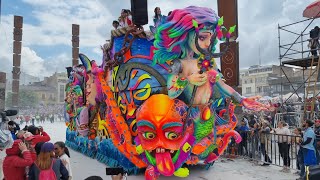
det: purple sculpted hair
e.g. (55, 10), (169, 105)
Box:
(153, 6), (219, 64)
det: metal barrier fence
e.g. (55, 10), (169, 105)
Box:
(224, 131), (302, 169)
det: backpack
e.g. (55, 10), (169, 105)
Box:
(38, 160), (57, 180)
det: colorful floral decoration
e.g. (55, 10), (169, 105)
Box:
(64, 5), (273, 179)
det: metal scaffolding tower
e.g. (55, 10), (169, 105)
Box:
(278, 17), (320, 121)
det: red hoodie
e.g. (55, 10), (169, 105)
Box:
(3, 140), (36, 180)
(31, 131), (51, 146)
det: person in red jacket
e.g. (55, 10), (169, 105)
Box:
(24, 126), (51, 147)
(3, 139), (36, 180)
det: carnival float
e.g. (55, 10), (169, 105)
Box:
(64, 6), (271, 179)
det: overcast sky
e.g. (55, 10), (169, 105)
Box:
(0, 0), (318, 78)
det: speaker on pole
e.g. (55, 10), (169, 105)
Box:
(131, 0), (148, 26)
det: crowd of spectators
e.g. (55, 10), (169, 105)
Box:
(1, 121), (73, 180)
(232, 111), (320, 179)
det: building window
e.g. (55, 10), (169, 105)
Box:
(284, 85), (290, 91)
(42, 94), (45, 100)
(277, 85), (281, 91)
(59, 85), (65, 102)
(246, 87), (251, 94)
(263, 86), (269, 92)
(257, 87), (262, 93)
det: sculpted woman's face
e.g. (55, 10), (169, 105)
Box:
(188, 29), (214, 56)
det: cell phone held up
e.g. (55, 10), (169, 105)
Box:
(105, 167), (125, 175)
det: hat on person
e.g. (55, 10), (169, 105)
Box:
(315, 119), (320, 123)
(23, 132), (35, 141)
(35, 142), (45, 155)
(41, 142), (54, 153)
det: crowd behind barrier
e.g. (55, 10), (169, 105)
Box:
(225, 119), (320, 180)
(225, 132), (302, 169)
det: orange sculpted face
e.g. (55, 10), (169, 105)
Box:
(136, 95), (189, 150)
(136, 94), (193, 176)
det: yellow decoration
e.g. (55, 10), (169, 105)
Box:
(174, 167), (189, 177)
(136, 145), (144, 154)
(111, 66), (119, 91)
(134, 84), (151, 101)
(182, 142), (191, 153)
(97, 113), (109, 138)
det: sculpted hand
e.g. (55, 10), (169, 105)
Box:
(241, 96), (273, 111)
(187, 72), (207, 86)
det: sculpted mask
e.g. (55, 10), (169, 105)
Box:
(135, 94), (194, 177)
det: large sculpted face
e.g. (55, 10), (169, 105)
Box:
(188, 29), (214, 55)
(136, 94), (193, 176)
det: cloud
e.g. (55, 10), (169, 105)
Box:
(238, 0), (315, 68)
(1, 0), (317, 79)
(0, 14), (68, 78)
(21, 47), (48, 76)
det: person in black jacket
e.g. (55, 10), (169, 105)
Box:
(309, 26), (320, 56)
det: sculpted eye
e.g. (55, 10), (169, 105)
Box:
(165, 132), (179, 140)
(199, 36), (205, 41)
(142, 132), (156, 140)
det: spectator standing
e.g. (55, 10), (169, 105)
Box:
(273, 121), (291, 172)
(31, 116), (35, 126)
(295, 121), (318, 180)
(8, 120), (20, 140)
(249, 114), (257, 128)
(35, 114), (40, 124)
(237, 120), (250, 156)
(314, 119), (320, 151)
(293, 128), (304, 178)
(55, 141), (72, 180)
(3, 140), (36, 180)
(25, 126), (51, 147)
(29, 142), (69, 180)
(301, 121), (318, 166)
(243, 115), (249, 127)
(309, 26), (320, 56)
(150, 7), (166, 34)
(250, 123), (260, 160)
(50, 114), (54, 124)
(259, 121), (272, 165)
